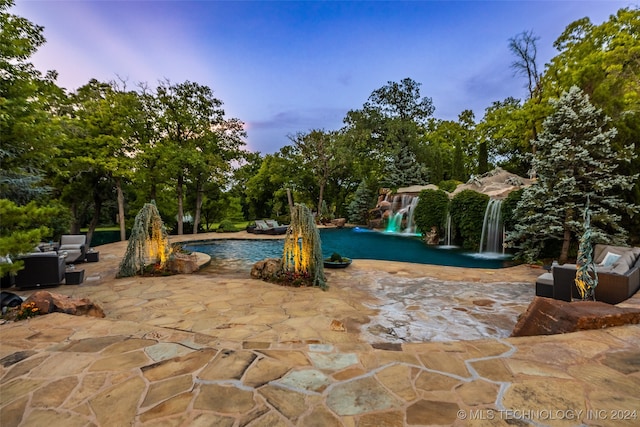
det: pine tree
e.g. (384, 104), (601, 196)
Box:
(507, 86), (638, 263)
(347, 180), (374, 224)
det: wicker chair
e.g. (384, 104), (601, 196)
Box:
(15, 252), (65, 289)
(59, 234), (87, 263)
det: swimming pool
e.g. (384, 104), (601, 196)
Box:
(184, 227), (512, 270)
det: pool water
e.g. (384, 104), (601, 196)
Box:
(184, 227), (512, 270)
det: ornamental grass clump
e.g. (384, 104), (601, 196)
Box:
(281, 204), (326, 290)
(575, 199), (598, 300)
(118, 201), (171, 277)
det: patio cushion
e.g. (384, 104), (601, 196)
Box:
(536, 272), (554, 285)
(612, 261), (630, 275)
(254, 220), (270, 230)
(599, 252), (621, 267)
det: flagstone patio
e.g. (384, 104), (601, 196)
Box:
(1, 231), (639, 426)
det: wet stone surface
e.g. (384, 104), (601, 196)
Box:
(360, 276), (532, 343)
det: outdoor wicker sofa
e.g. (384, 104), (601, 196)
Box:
(536, 244), (640, 304)
(14, 251), (66, 289)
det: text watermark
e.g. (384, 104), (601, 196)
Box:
(456, 408), (638, 422)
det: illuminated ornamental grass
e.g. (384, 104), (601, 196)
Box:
(282, 204), (327, 290)
(575, 199), (598, 300)
(118, 201), (170, 277)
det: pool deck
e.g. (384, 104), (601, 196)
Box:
(1, 231), (639, 426)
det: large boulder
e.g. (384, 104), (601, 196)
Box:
(331, 218), (347, 228)
(423, 226), (439, 245)
(24, 291), (105, 318)
(166, 252), (199, 274)
(251, 258), (282, 280)
(511, 297), (640, 337)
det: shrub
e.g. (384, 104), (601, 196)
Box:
(217, 219), (237, 232)
(414, 189), (450, 236)
(450, 190), (489, 250)
(329, 252), (344, 262)
(438, 180), (462, 193)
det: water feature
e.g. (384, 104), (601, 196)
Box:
(184, 228), (511, 270)
(385, 195), (419, 234)
(439, 212), (457, 249)
(479, 199), (504, 255)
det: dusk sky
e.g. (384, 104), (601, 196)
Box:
(14, 0), (636, 154)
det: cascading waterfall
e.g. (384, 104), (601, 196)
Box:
(404, 196), (419, 234)
(479, 199), (504, 254)
(439, 212), (456, 248)
(385, 194), (419, 234)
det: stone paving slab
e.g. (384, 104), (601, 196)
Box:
(2, 233), (640, 426)
(1, 314), (639, 426)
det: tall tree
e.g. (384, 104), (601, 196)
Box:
(509, 30), (542, 101)
(244, 149), (302, 220)
(542, 7), (640, 241)
(477, 98), (532, 176)
(153, 80), (245, 234)
(343, 78), (434, 188)
(290, 129), (345, 217)
(507, 86), (638, 263)
(423, 116), (474, 183)
(0, 0), (62, 203)
(231, 151), (263, 220)
(509, 30), (545, 163)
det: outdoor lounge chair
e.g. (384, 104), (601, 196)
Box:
(252, 220), (289, 235)
(264, 220), (289, 235)
(59, 234), (87, 263)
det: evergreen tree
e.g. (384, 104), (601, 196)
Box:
(347, 180), (374, 224)
(507, 86), (638, 263)
(451, 142), (465, 181)
(381, 143), (425, 188)
(0, 199), (62, 277)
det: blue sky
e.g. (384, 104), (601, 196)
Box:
(15, 0), (636, 154)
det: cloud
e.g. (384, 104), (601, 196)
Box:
(245, 107), (348, 154)
(249, 107), (346, 132)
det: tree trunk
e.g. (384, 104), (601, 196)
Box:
(86, 188), (103, 248)
(287, 188), (294, 212)
(559, 211), (573, 264)
(177, 175), (184, 235)
(193, 181), (203, 235)
(317, 183), (325, 223)
(150, 183), (157, 202)
(70, 202), (81, 234)
(116, 178), (126, 241)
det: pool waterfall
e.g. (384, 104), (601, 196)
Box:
(384, 194), (419, 234)
(479, 199), (505, 255)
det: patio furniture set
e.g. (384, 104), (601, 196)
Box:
(536, 244), (640, 304)
(1, 235), (100, 290)
(246, 219), (289, 235)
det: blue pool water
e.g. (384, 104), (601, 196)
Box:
(184, 227), (512, 270)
